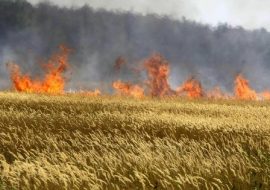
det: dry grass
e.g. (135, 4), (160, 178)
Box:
(0, 92), (269, 189)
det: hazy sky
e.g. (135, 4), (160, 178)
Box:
(27, 0), (270, 30)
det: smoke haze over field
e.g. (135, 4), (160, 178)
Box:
(27, 0), (270, 30)
(1, 0), (270, 93)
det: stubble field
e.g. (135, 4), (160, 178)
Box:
(0, 92), (269, 189)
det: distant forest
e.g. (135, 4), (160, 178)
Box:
(1, 0), (270, 91)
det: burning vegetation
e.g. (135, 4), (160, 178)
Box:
(143, 54), (174, 97)
(234, 74), (257, 100)
(7, 46), (70, 94)
(5, 47), (270, 101)
(112, 80), (144, 98)
(177, 77), (204, 98)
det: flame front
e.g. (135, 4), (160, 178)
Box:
(144, 54), (174, 97)
(261, 91), (270, 100)
(6, 48), (270, 101)
(177, 77), (204, 98)
(234, 74), (257, 100)
(8, 64), (40, 93)
(113, 80), (144, 98)
(8, 46), (70, 94)
(80, 89), (101, 96)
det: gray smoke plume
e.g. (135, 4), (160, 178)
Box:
(1, 0), (270, 93)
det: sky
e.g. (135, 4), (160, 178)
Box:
(26, 0), (270, 30)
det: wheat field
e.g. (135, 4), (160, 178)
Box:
(0, 92), (269, 190)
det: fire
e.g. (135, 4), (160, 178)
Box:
(6, 47), (270, 101)
(261, 91), (270, 100)
(177, 77), (204, 98)
(7, 64), (40, 93)
(8, 46), (70, 94)
(234, 74), (257, 100)
(207, 86), (231, 99)
(143, 54), (174, 97)
(80, 89), (101, 96)
(112, 80), (144, 98)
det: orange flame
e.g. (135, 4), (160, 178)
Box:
(80, 89), (101, 96)
(112, 80), (144, 98)
(261, 91), (270, 100)
(177, 77), (204, 98)
(8, 46), (70, 94)
(143, 54), (174, 97)
(207, 86), (230, 99)
(6, 48), (270, 101)
(234, 74), (257, 100)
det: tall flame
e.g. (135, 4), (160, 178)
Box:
(8, 46), (70, 94)
(112, 80), (144, 98)
(234, 74), (257, 100)
(177, 77), (204, 98)
(6, 48), (270, 101)
(143, 54), (174, 97)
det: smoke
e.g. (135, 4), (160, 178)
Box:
(27, 0), (197, 19)
(1, 0), (270, 93)
(27, 0), (270, 30)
